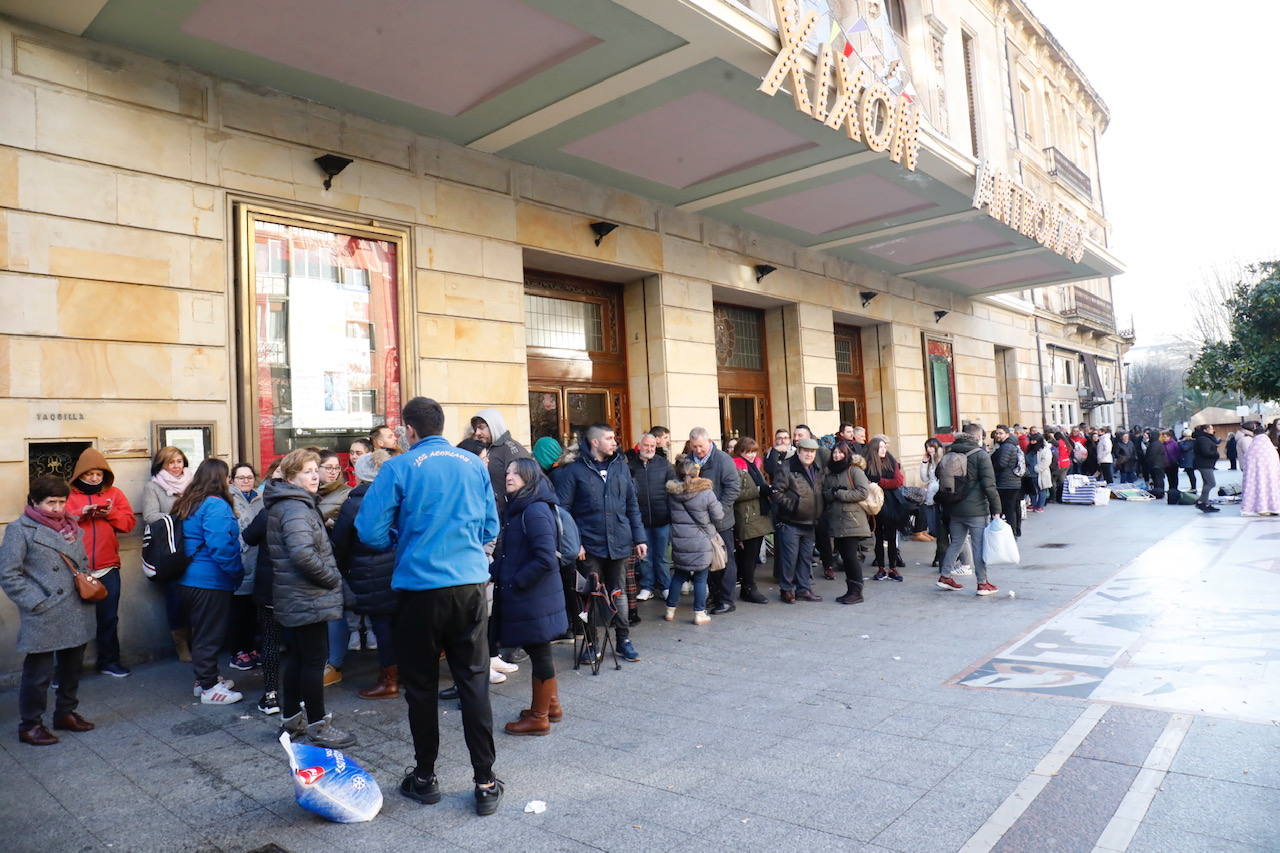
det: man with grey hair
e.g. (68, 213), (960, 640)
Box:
(555, 423), (647, 662)
(627, 433), (675, 601)
(685, 427), (743, 612)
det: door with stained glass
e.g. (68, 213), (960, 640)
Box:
(834, 324), (867, 428)
(524, 272), (628, 449)
(715, 303), (771, 446)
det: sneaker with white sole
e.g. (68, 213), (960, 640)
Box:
(936, 575), (963, 591)
(366, 632), (377, 650)
(681, 581), (693, 595)
(489, 669), (507, 684)
(257, 691), (280, 715)
(664, 606), (676, 622)
(200, 682), (243, 705)
(976, 582), (999, 596)
(952, 564), (974, 576)
(347, 630), (361, 651)
(193, 677), (234, 697)
(693, 611), (710, 625)
(489, 655), (519, 674)
(635, 589), (654, 601)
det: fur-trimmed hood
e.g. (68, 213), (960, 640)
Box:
(666, 477), (714, 496)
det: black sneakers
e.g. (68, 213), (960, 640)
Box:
(400, 770), (442, 805)
(475, 778), (504, 816)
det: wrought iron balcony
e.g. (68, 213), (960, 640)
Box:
(1059, 286), (1116, 334)
(1044, 146), (1092, 199)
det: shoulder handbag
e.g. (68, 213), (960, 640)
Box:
(57, 552), (108, 602)
(701, 525), (728, 572)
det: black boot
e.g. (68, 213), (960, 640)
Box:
(836, 581), (864, 605)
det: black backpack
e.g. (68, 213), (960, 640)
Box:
(141, 514), (191, 582)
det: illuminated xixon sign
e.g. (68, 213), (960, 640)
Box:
(757, 0), (920, 170)
(972, 163), (1088, 263)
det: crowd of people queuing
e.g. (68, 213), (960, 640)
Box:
(3, 397), (1279, 816)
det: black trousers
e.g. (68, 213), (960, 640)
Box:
(815, 517), (836, 569)
(257, 604), (281, 695)
(581, 555), (629, 640)
(226, 594), (257, 654)
(94, 568), (122, 668)
(705, 529), (739, 607)
(181, 585), (231, 690)
(1182, 468), (1198, 491)
(560, 563), (582, 634)
(1146, 468), (1166, 498)
(997, 488), (1022, 537)
(19, 645), (85, 730)
(872, 521), (900, 567)
(1165, 467), (1182, 493)
(834, 537), (865, 592)
(735, 536), (764, 595)
(522, 641), (555, 681)
(394, 584), (495, 784)
(280, 620), (328, 722)
(1099, 462), (1114, 484)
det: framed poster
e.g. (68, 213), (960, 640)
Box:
(151, 421), (215, 468)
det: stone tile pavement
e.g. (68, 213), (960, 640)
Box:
(2, 480), (1278, 852)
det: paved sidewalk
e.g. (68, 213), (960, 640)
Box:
(2, 483), (1278, 852)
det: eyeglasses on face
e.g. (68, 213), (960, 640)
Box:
(320, 464), (342, 471)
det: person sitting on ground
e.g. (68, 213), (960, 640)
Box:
(492, 458), (569, 735)
(664, 458), (724, 625)
(65, 447), (136, 678)
(0, 476), (98, 746)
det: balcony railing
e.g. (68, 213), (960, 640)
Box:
(1059, 286), (1116, 333)
(1044, 146), (1092, 199)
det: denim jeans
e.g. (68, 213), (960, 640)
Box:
(666, 569), (708, 611)
(1030, 488), (1048, 510)
(326, 617), (349, 669)
(638, 524), (671, 594)
(370, 615), (395, 668)
(94, 567), (122, 668)
(775, 522), (815, 594)
(941, 516), (989, 585)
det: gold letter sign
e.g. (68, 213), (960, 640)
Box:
(972, 162), (1087, 263)
(758, 0), (920, 171)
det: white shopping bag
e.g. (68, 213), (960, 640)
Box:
(983, 517), (1020, 566)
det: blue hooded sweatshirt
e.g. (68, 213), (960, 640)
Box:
(355, 434), (500, 591)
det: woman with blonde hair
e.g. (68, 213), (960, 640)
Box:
(141, 446), (193, 661)
(266, 448), (355, 748)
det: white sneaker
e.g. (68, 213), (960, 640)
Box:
(661, 588), (669, 599)
(489, 655), (519, 674)
(193, 677), (235, 697)
(200, 683), (243, 705)
(693, 611), (711, 625)
(952, 564), (974, 576)
(636, 589), (654, 601)
(489, 669), (507, 684)
(365, 632), (377, 650)
(681, 581), (693, 595)
(347, 630), (361, 651)
(664, 607), (676, 622)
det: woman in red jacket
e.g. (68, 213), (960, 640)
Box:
(65, 448), (137, 677)
(864, 436), (906, 581)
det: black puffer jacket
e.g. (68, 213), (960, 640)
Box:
(991, 437), (1023, 489)
(265, 478), (342, 628)
(242, 509), (272, 608)
(1193, 431), (1221, 468)
(330, 482), (396, 616)
(628, 453), (674, 528)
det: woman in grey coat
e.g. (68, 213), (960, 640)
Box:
(265, 448), (354, 750)
(0, 476), (97, 746)
(821, 443), (871, 605)
(663, 459), (724, 625)
(141, 445), (193, 661)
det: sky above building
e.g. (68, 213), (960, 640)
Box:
(1030, 0), (1280, 347)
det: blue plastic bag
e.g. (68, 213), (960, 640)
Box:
(279, 732), (383, 822)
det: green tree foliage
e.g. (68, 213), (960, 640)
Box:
(1187, 261), (1280, 400)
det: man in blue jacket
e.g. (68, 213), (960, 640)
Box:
(355, 397), (504, 817)
(555, 423), (647, 663)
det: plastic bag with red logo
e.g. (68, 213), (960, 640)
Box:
(279, 732), (383, 822)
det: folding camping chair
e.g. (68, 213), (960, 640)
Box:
(573, 569), (622, 674)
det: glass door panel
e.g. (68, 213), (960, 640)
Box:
(528, 389), (561, 447)
(720, 394), (767, 445)
(566, 390), (609, 448)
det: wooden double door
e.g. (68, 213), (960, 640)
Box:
(524, 271), (628, 449)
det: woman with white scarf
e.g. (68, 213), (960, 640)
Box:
(141, 446), (194, 661)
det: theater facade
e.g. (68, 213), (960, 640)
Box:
(0, 0), (1128, 667)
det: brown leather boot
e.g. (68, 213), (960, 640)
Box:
(520, 678), (563, 723)
(357, 666), (400, 700)
(505, 677), (553, 736)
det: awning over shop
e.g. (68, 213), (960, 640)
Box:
(12, 0), (1123, 295)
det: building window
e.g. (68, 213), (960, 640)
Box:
(1042, 90), (1054, 146)
(714, 305), (764, 370)
(887, 0), (907, 37)
(961, 31), (980, 157)
(1018, 82), (1033, 140)
(524, 293), (605, 352)
(241, 210), (404, 468)
(835, 337), (854, 374)
(925, 338), (958, 436)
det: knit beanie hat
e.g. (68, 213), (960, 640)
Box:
(533, 436), (563, 472)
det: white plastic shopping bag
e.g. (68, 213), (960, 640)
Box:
(983, 517), (1020, 566)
